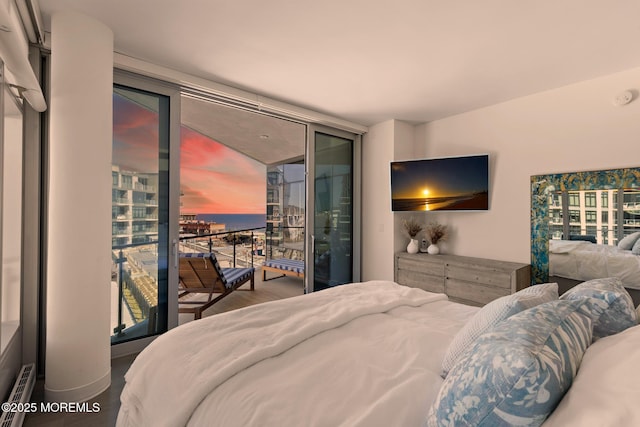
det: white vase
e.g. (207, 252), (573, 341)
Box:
(427, 244), (440, 255)
(407, 238), (419, 254)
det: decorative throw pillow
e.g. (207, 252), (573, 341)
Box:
(632, 237), (640, 256)
(560, 277), (638, 340)
(440, 283), (558, 377)
(427, 299), (594, 427)
(543, 324), (640, 427)
(618, 231), (640, 250)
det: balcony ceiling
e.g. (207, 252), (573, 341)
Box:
(181, 97), (306, 166)
(38, 0), (640, 159)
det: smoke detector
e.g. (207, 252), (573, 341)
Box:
(613, 90), (634, 106)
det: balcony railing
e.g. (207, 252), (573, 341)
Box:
(112, 225), (305, 343)
(179, 227), (266, 268)
(111, 240), (159, 341)
(134, 182), (156, 192)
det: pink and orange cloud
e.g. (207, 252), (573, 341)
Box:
(180, 128), (266, 214)
(113, 93), (266, 214)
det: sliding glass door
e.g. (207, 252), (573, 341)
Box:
(306, 126), (360, 292)
(111, 72), (180, 352)
(1, 61), (24, 385)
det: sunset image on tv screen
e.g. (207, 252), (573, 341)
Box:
(390, 155), (489, 211)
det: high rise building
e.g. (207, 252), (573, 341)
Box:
(112, 165), (159, 247)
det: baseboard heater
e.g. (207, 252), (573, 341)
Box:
(0, 364), (36, 427)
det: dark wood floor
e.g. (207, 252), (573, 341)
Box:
(23, 274), (304, 427)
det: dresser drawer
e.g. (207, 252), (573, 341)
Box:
(396, 269), (444, 294)
(397, 255), (443, 277)
(445, 263), (513, 290)
(446, 278), (510, 306)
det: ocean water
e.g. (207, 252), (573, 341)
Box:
(197, 213), (266, 231)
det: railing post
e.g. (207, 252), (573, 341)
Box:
(233, 232), (237, 267)
(267, 230), (272, 260)
(114, 249), (126, 337)
(208, 237), (212, 253)
(251, 231), (254, 267)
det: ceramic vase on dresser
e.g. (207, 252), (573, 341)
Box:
(427, 244), (440, 255)
(407, 239), (419, 254)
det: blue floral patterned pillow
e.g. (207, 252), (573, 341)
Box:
(560, 277), (638, 340)
(426, 299), (593, 427)
(441, 283), (558, 377)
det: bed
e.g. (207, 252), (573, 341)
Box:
(549, 239), (640, 289)
(116, 279), (640, 427)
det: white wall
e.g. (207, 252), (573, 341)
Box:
(361, 119), (415, 281)
(361, 67), (640, 280)
(412, 66), (640, 264)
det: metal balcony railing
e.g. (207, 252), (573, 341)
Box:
(112, 225), (305, 342)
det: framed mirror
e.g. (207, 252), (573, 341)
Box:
(531, 167), (640, 303)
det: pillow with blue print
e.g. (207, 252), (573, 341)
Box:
(560, 277), (638, 340)
(440, 282), (558, 377)
(426, 299), (594, 427)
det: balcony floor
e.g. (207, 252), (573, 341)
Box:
(178, 267), (304, 325)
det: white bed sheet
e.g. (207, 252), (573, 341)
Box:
(549, 240), (640, 289)
(543, 324), (640, 427)
(116, 281), (478, 427)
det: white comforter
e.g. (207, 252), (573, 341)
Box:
(116, 280), (477, 427)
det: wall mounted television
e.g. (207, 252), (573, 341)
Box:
(390, 154), (489, 211)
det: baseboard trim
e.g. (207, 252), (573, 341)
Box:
(44, 369), (111, 403)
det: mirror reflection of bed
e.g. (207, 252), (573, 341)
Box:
(531, 168), (640, 306)
(549, 238), (640, 305)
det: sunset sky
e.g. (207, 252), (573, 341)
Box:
(113, 92), (266, 214)
(391, 155), (488, 199)
(180, 127), (266, 214)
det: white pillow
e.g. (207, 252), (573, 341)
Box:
(633, 237), (640, 255)
(543, 324), (640, 427)
(618, 231), (640, 250)
(440, 282), (558, 377)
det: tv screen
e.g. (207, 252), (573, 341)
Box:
(390, 154), (489, 211)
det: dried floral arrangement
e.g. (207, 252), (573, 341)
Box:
(425, 222), (448, 245)
(402, 218), (423, 238)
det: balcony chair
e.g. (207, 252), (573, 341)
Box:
(262, 258), (305, 281)
(178, 252), (255, 319)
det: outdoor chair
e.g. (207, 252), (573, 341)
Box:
(178, 252), (255, 319)
(262, 258), (304, 281)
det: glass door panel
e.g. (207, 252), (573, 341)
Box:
(266, 163), (305, 261)
(308, 129), (357, 292)
(111, 81), (177, 346)
(1, 62), (23, 354)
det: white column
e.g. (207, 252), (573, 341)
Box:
(45, 11), (113, 402)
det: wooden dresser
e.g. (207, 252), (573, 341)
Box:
(394, 253), (531, 306)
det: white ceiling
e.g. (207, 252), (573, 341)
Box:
(36, 0), (640, 127)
